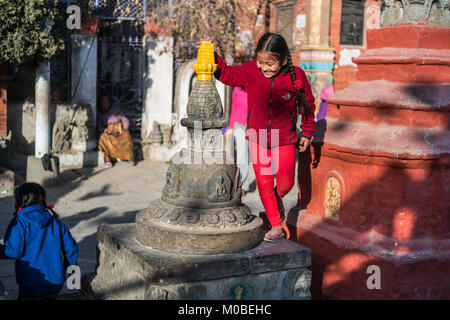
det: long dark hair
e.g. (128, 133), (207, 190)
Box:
(255, 33), (310, 118)
(14, 183), (59, 218)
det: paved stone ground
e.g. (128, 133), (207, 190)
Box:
(0, 159), (300, 300)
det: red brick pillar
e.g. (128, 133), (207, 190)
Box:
(0, 63), (7, 137)
(294, 24), (450, 299)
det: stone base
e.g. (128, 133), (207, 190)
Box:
(57, 150), (104, 169)
(142, 143), (181, 162)
(26, 155), (59, 187)
(136, 199), (264, 255)
(81, 223), (312, 300)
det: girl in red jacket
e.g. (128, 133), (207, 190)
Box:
(214, 33), (316, 242)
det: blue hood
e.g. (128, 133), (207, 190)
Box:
(17, 205), (52, 228)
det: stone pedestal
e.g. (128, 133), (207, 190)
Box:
(81, 224), (312, 300)
(26, 155), (59, 187)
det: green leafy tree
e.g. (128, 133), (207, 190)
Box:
(0, 0), (65, 65)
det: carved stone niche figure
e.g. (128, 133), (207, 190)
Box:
(324, 176), (341, 220)
(71, 103), (96, 152)
(52, 103), (96, 154)
(204, 96), (222, 119)
(164, 170), (173, 191)
(52, 113), (72, 154)
(207, 170), (232, 203)
(216, 175), (227, 197)
(162, 161), (180, 199)
(381, 0), (404, 26)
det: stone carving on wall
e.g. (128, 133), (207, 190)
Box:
(325, 176), (341, 219)
(71, 104), (96, 152)
(292, 270), (312, 299)
(52, 113), (72, 154)
(52, 103), (96, 154)
(380, 0), (450, 27)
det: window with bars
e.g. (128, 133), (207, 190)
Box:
(340, 0), (365, 46)
(275, 0), (296, 50)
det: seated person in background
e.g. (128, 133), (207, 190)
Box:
(97, 95), (134, 168)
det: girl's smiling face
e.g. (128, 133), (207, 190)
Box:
(256, 51), (287, 78)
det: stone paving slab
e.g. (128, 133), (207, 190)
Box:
(0, 159), (301, 299)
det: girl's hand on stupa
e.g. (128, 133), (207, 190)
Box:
(196, 38), (215, 48)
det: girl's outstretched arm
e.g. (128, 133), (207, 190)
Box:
(214, 53), (247, 88)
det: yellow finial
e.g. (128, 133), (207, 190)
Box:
(193, 41), (217, 81)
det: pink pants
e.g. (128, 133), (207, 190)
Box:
(249, 141), (296, 227)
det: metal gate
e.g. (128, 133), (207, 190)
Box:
(97, 33), (144, 139)
(94, 0), (147, 140)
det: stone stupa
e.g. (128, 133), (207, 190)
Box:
(135, 41), (264, 255)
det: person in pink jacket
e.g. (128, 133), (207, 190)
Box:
(225, 86), (250, 196)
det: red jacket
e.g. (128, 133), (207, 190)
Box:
(214, 53), (316, 147)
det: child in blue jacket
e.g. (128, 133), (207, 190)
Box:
(0, 183), (79, 300)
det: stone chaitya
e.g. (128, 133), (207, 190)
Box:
(135, 41), (264, 255)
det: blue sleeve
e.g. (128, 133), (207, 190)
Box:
(1, 218), (25, 259)
(59, 221), (79, 266)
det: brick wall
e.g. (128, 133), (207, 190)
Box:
(0, 63), (6, 137)
(331, 0), (380, 92)
(235, 0), (307, 66)
(234, 0), (265, 63)
(291, 0), (308, 66)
